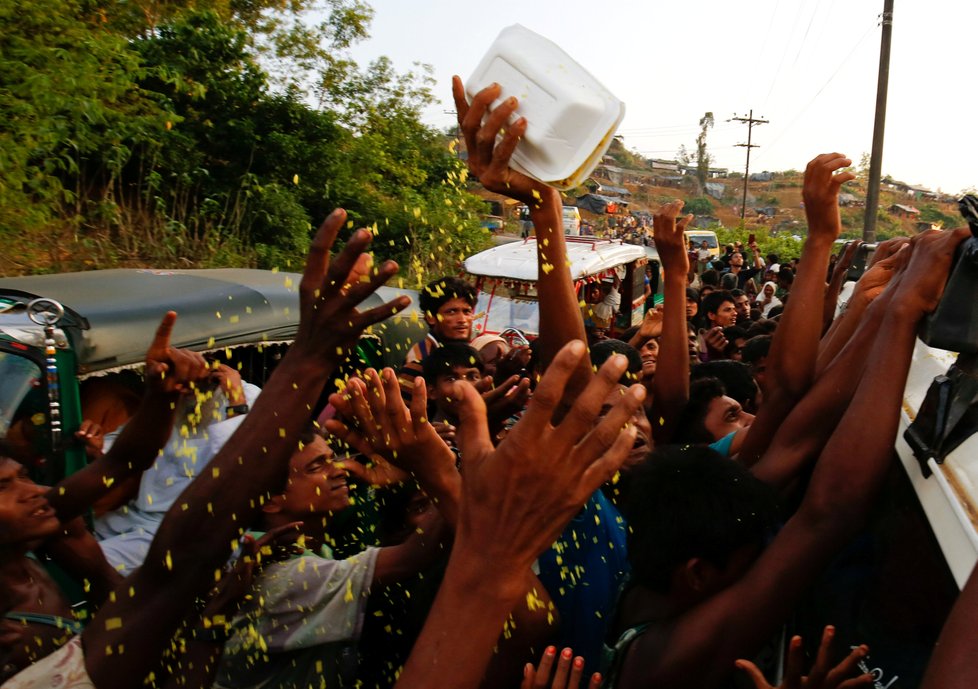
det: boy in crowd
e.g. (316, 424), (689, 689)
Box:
(603, 190), (971, 688)
(214, 429), (448, 689)
(398, 276), (476, 397)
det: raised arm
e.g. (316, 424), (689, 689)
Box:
(395, 342), (645, 689)
(46, 312), (208, 521)
(736, 153), (853, 466)
(821, 240), (861, 333)
(619, 228), (970, 689)
(326, 367), (461, 525)
(921, 559), (978, 689)
(816, 237), (910, 374)
(648, 201), (692, 443)
(452, 77), (590, 397)
(748, 245), (908, 490)
(80, 210), (410, 689)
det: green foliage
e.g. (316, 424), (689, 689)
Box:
(716, 226), (804, 263)
(0, 0), (488, 274)
(918, 203), (957, 229)
(0, 0), (167, 236)
(682, 196), (715, 216)
(873, 208), (904, 240)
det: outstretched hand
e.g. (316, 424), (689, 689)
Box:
(451, 76), (552, 207)
(201, 522), (304, 624)
(477, 374), (532, 425)
(144, 311), (210, 395)
(830, 241), (863, 286)
(867, 236), (910, 268)
(637, 306), (665, 340)
(325, 368), (454, 480)
(293, 209), (410, 364)
(851, 242), (910, 304)
(802, 153), (854, 239)
(522, 646), (602, 689)
(449, 340), (645, 573)
(892, 227), (971, 316)
(653, 200), (693, 275)
(736, 627), (872, 689)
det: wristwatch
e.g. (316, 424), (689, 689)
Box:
(226, 404), (249, 418)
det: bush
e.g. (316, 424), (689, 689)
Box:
(683, 196), (715, 216)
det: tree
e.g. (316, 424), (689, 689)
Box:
(682, 196), (714, 216)
(0, 0), (491, 274)
(676, 145), (691, 167)
(696, 111), (714, 189)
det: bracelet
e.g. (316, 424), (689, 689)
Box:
(226, 404), (249, 418)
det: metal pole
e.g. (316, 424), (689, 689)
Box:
(863, 0), (894, 243)
(741, 110), (753, 224)
(733, 111), (768, 225)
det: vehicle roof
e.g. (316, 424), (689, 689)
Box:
(464, 237), (646, 282)
(0, 269), (419, 372)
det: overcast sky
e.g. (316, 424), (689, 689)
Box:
(349, 0), (977, 196)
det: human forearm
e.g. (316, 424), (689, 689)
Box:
(749, 288), (892, 485)
(396, 547), (526, 689)
(816, 290), (871, 374)
(417, 460), (461, 527)
(651, 272), (690, 442)
(532, 188), (591, 395)
(921, 561), (978, 689)
(768, 235), (833, 396)
(802, 302), (918, 523)
(48, 390), (177, 520)
(374, 508), (452, 586)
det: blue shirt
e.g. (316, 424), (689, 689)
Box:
(536, 489), (630, 674)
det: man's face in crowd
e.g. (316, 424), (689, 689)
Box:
(428, 298), (474, 342)
(688, 328), (700, 359)
(638, 338), (659, 379)
(0, 458), (59, 547)
(599, 386), (653, 470)
(277, 436), (351, 517)
(733, 294), (751, 322)
(708, 300), (737, 328)
(686, 298), (698, 320)
(729, 253), (744, 268)
(432, 365), (483, 416)
(704, 395), (755, 441)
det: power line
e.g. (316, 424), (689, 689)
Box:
(764, 0), (810, 104)
(790, 0), (824, 70)
(754, 19), (877, 157)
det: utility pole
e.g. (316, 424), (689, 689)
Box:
(863, 0), (894, 244)
(732, 110), (769, 224)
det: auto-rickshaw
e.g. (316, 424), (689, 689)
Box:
(463, 236), (652, 340)
(0, 268), (425, 486)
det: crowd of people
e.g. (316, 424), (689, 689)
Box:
(1, 76), (977, 689)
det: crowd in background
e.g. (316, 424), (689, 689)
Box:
(2, 77), (978, 689)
